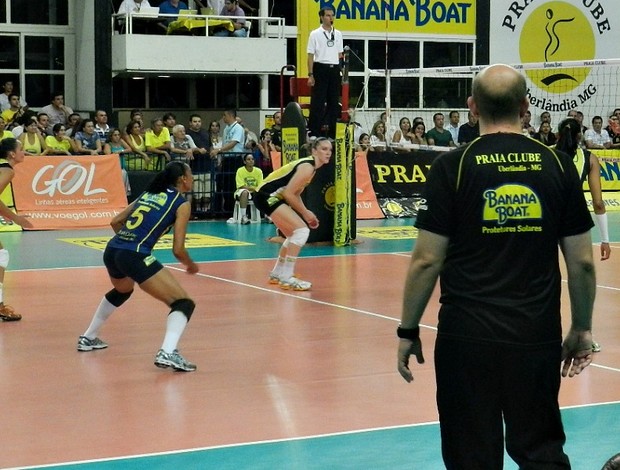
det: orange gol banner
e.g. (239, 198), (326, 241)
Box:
(12, 155), (128, 230)
(354, 152), (384, 219)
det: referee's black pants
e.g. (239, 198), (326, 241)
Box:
(434, 335), (571, 469)
(308, 62), (341, 138)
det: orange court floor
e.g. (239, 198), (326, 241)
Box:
(0, 216), (619, 470)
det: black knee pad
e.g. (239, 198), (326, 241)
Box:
(105, 288), (133, 307)
(170, 298), (196, 321)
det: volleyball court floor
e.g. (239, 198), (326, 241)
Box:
(0, 215), (619, 470)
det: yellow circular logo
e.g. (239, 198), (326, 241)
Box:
(519, 2), (594, 93)
(384, 201), (404, 216)
(324, 185), (336, 209)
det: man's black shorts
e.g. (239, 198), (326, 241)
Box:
(103, 245), (163, 284)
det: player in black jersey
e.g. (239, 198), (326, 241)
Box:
(397, 64), (596, 469)
(77, 162), (200, 372)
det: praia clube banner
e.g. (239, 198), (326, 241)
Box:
(489, 1), (619, 124)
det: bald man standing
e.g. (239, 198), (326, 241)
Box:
(396, 64), (596, 469)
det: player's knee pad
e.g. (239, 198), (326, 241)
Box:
(105, 288), (133, 307)
(289, 227), (310, 247)
(0, 249), (9, 269)
(170, 298), (196, 321)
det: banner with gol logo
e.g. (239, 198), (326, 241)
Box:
(490, 1), (619, 125)
(354, 152), (384, 219)
(12, 155), (128, 230)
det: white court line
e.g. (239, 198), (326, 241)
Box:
(13, 399), (620, 470)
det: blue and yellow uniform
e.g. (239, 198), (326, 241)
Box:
(105, 187), (186, 283)
(253, 156), (315, 215)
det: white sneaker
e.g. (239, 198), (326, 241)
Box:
(226, 217), (237, 224)
(241, 215), (250, 225)
(279, 276), (312, 291)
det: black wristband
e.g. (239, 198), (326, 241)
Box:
(397, 326), (420, 340)
(308, 72), (314, 76)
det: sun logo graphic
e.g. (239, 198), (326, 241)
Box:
(519, 1), (595, 94)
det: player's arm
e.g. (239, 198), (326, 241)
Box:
(110, 200), (137, 233)
(0, 168), (30, 227)
(559, 231), (596, 378)
(397, 229), (448, 383)
(587, 153), (610, 260)
(282, 162), (317, 225)
(172, 201), (198, 274)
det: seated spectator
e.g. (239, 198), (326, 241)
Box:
(0, 117), (15, 142)
(94, 110), (111, 143)
(123, 120), (152, 169)
(45, 123), (75, 155)
(40, 92), (73, 133)
(426, 112), (455, 147)
(196, 0), (256, 14)
(356, 133), (373, 153)
(170, 124), (199, 163)
(533, 121), (557, 146)
(36, 113), (51, 137)
(117, 0), (155, 34)
(255, 128), (276, 176)
(163, 112), (177, 135)
(458, 111), (480, 145)
(0, 94), (26, 128)
(411, 122), (427, 145)
(0, 80), (27, 112)
(270, 111), (282, 151)
(369, 120), (387, 149)
(584, 115), (611, 149)
(73, 119), (103, 155)
(103, 128), (132, 196)
(605, 114), (620, 150)
(158, 0), (188, 29)
(213, 0), (247, 37)
(521, 110), (535, 136)
(145, 117), (172, 164)
(18, 118), (47, 155)
(8, 110), (37, 139)
(65, 112), (82, 137)
(227, 153), (263, 225)
(392, 117), (414, 145)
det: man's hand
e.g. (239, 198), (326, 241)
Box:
(561, 329), (593, 378)
(600, 242), (611, 261)
(397, 338), (425, 383)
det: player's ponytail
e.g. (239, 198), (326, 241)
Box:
(556, 118), (581, 156)
(145, 161), (188, 194)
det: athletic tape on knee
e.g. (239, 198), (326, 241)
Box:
(170, 298), (196, 321)
(105, 288), (133, 307)
(0, 249), (9, 269)
(289, 227), (310, 247)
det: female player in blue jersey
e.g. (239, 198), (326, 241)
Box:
(77, 161), (200, 372)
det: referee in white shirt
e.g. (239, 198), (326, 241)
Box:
(307, 7), (343, 139)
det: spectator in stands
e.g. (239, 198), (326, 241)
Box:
(539, 111), (551, 126)
(94, 110), (111, 143)
(18, 118), (47, 155)
(228, 153), (263, 224)
(73, 119), (103, 155)
(369, 120), (387, 149)
(40, 92), (73, 134)
(411, 122), (427, 146)
(66, 112), (82, 137)
(36, 113), (51, 137)
(521, 110), (535, 136)
(255, 128), (276, 177)
(208, 120), (223, 163)
(145, 117), (172, 163)
(170, 124), (199, 163)
(392, 117), (414, 145)
(576, 111), (588, 133)
(213, 0), (247, 37)
(123, 120), (152, 170)
(567, 109), (578, 119)
(210, 109), (244, 159)
(6, 110), (36, 139)
(163, 112), (177, 135)
(605, 114), (620, 149)
(0, 117), (15, 142)
(45, 123), (75, 155)
(584, 116), (611, 150)
(129, 109), (146, 135)
(356, 133), (373, 153)
(0, 80), (27, 112)
(196, 0), (256, 14)
(117, 0), (154, 33)
(186, 114), (212, 212)
(158, 0), (188, 28)
(458, 111), (479, 146)
(533, 121), (557, 146)
(447, 110), (460, 144)
(0, 94), (26, 128)
(104, 128), (132, 196)
(426, 112), (455, 147)
(269, 111), (282, 152)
